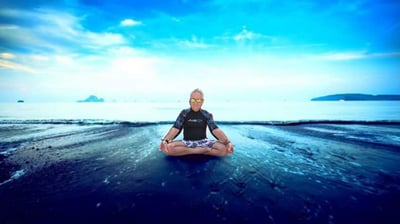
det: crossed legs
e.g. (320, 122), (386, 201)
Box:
(160, 141), (233, 157)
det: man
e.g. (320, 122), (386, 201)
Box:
(159, 88), (234, 156)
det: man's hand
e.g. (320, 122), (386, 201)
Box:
(227, 142), (234, 154)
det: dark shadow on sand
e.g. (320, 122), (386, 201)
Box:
(165, 154), (221, 163)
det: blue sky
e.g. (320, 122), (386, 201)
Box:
(0, 0), (399, 102)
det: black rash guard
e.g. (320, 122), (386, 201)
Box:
(173, 108), (219, 140)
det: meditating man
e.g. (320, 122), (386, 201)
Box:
(159, 88), (234, 156)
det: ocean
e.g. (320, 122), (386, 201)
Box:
(1, 101), (399, 123)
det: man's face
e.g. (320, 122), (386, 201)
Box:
(189, 92), (204, 112)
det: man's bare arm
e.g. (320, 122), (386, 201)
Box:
(162, 127), (180, 142)
(212, 128), (230, 144)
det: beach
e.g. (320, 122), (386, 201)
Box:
(1, 121), (400, 223)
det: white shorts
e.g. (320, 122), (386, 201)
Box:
(182, 139), (217, 148)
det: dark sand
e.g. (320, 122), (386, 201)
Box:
(1, 122), (400, 223)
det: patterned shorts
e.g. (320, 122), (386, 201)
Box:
(182, 138), (217, 148)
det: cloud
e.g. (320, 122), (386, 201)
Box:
(0, 60), (37, 74)
(84, 32), (126, 49)
(0, 8), (127, 54)
(0, 52), (16, 59)
(148, 35), (212, 50)
(106, 46), (142, 55)
(120, 19), (142, 27)
(179, 36), (211, 49)
(234, 27), (257, 41)
(313, 51), (400, 61)
(232, 26), (277, 43)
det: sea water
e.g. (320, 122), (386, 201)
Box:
(0, 101), (399, 122)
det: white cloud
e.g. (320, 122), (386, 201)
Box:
(151, 36), (212, 50)
(179, 36), (211, 49)
(31, 55), (50, 62)
(0, 8), (127, 54)
(234, 27), (257, 41)
(0, 60), (37, 74)
(311, 51), (400, 61)
(27, 51), (167, 99)
(232, 26), (278, 44)
(107, 46), (142, 55)
(85, 32), (126, 48)
(54, 55), (74, 65)
(0, 52), (16, 59)
(120, 19), (142, 27)
(0, 8), (140, 91)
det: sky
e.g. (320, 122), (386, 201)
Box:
(0, 0), (399, 102)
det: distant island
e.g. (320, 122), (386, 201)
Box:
(311, 94), (400, 101)
(77, 95), (104, 103)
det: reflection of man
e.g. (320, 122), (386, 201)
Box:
(159, 88), (234, 156)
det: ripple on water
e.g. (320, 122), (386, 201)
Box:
(0, 169), (26, 186)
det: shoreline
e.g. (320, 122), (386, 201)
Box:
(1, 118), (400, 125)
(1, 123), (400, 223)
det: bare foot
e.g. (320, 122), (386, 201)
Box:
(192, 147), (211, 154)
(159, 142), (169, 153)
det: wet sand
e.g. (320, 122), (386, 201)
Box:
(1, 122), (400, 223)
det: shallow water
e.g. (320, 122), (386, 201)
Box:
(0, 122), (399, 223)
